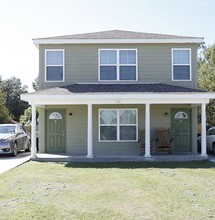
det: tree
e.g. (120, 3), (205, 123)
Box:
(0, 92), (12, 123)
(0, 77), (29, 121)
(32, 76), (39, 91)
(20, 106), (39, 125)
(198, 43), (215, 127)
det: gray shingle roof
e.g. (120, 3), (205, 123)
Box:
(28, 83), (205, 96)
(35, 30), (202, 40)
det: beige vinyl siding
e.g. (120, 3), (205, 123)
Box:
(39, 43), (198, 90)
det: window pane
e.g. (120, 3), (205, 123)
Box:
(120, 126), (136, 140)
(120, 110), (136, 124)
(173, 50), (190, 64)
(173, 66), (190, 80)
(119, 66), (136, 80)
(100, 66), (117, 80)
(119, 50), (136, 64)
(46, 66), (63, 81)
(100, 126), (117, 140)
(100, 50), (116, 64)
(100, 110), (117, 124)
(46, 51), (63, 65)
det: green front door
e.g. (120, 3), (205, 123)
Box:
(171, 109), (191, 152)
(46, 110), (66, 153)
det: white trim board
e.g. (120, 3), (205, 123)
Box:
(21, 93), (214, 105)
(33, 38), (204, 47)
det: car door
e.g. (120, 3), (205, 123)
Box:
(16, 125), (26, 150)
(206, 128), (215, 151)
(20, 126), (28, 149)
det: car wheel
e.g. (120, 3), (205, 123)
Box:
(25, 140), (31, 152)
(12, 142), (18, 157)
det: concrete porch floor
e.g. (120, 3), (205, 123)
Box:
(31, 153), (208, 162)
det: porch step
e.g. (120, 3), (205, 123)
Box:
(31, 154), (208, 163)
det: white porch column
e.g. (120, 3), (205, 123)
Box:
(31, 104), (37, 158)
(201, 103), (207, 156)
(145, 103), (151, 157)
(87, 104), (93, 158)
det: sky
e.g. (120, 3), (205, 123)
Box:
(0, 0), (214, 91)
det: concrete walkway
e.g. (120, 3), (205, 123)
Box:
(208, 154), (215, 163)
(0, 152), (30, 175)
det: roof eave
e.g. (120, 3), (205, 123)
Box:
(21, 92), (213, 105)
(33, 38), (204, 47)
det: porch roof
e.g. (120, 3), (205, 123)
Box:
(21, 83), (215, 105)
(27, 83), (205, 95)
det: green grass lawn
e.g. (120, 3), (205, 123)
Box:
(0, 161), (215, 220)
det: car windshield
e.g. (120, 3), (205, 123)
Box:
(0, 126), (16, 134)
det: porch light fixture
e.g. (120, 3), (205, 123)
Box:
(164, 112), (169, 117)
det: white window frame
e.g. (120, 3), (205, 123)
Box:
(99, 108), (138, 142)
(171, 48), (192, 81)
(98, 49), (138, 81)
(45, 49), (65, 82)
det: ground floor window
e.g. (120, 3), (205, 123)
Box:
(99, 109), (138, 141)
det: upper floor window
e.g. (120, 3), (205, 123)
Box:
(45, 49), (64, 82)
(99, 49), (137, 81)
(172, 48), (191, 81)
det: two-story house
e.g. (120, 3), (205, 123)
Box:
(21, 30), (215, 160)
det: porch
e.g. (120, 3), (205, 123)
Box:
(20, 83), (215, 161)
(31, 153), (208, 162)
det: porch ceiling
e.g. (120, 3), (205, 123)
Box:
(21, 83), (215, 105)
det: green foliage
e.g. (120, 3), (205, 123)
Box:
(19, 106), (32, 125)
(19, 106), (39, 125)
(0, 77), (29, 121)
(32, 76), (39, 91)
(0, 92), (12, 123)
(198, 43), (215, 126)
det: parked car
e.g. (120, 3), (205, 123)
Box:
(198, 127), (215, 154)
(0, 124), (31, 156)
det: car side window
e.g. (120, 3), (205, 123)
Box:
(17, 126), (22, 133)
(209, 129), (215, 135)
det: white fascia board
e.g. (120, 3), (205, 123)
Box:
(21, 93), (213, 105)
(33, 38), (204, 47)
